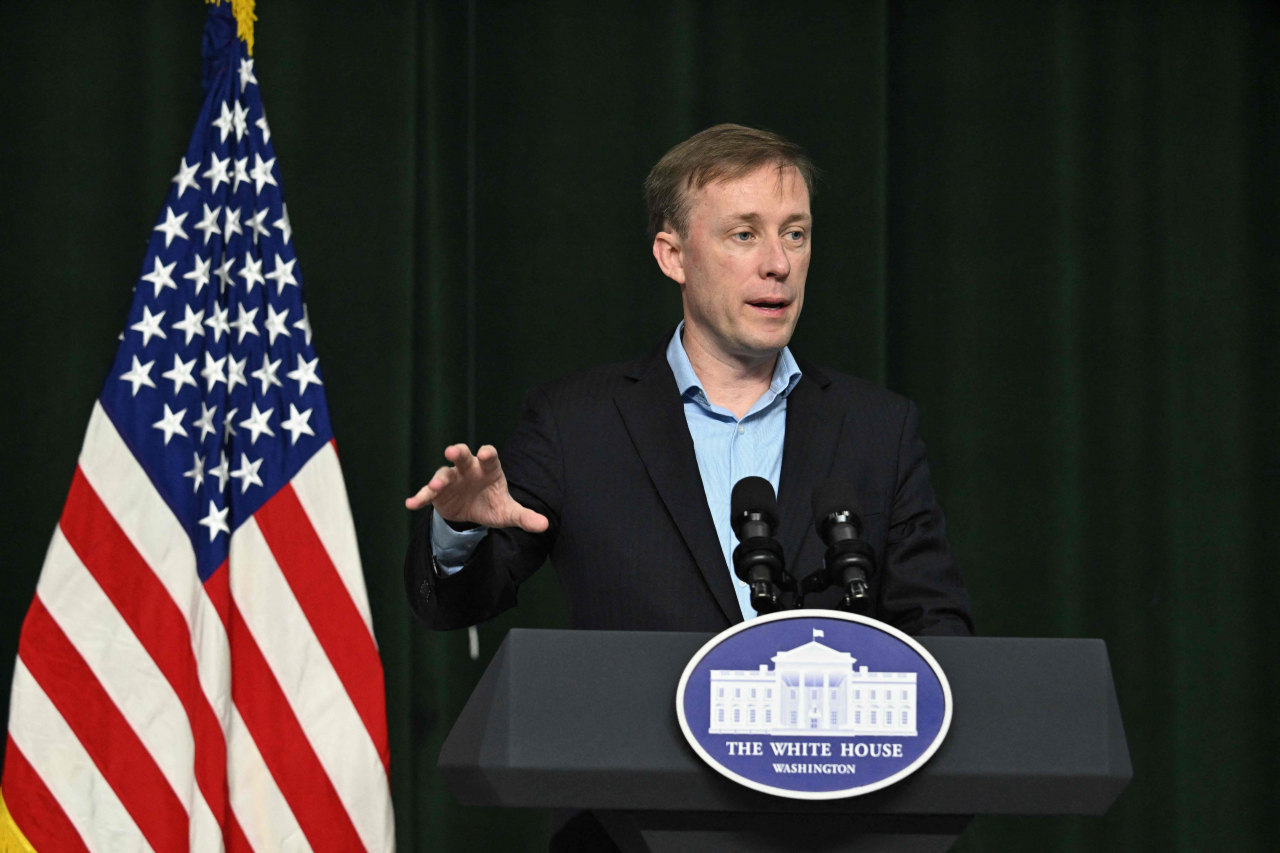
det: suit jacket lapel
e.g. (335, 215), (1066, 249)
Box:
(777, 364), (847, 573)
(615, 342), (743, 625)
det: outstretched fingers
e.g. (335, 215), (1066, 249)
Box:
(427, 464), (457, 492)
(443, 443), (475, 469)
(476, 444), (501, 473)
(406, 443), (516, 520)
(405, 463), (459, 509)
(405, 484), (433, 509)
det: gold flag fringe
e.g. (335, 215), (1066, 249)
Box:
(207, 0), (257, 56)
(0, 789), (37, 853)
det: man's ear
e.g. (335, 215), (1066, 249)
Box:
(652, 229), (686, 285)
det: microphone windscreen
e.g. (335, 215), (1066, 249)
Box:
(811, 477), (862, 528)
(730, 476), (779, 536)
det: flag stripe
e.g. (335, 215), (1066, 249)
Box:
(1, 736), (91, 853)
(37, 528), (199, 830)
(255, 483), (389, 772)
(79, 403), (234, 729)
(226, 705), (312, 853)
(225, 594), (366, 853)
(205, 560), (232, 630)
(7, 661), (155, 853)
(19, 596), (188, 853)
(79, 403), (200, 613)
(59, 468), (231, 843)
(190, 795), (228, 853)
(228, 816), (257, 853)
(290, 442), (374, 633)
(229, 519), (392, 852)
(205, 562), (281, 853)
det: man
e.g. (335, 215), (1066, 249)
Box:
(404, 124), (972, 637)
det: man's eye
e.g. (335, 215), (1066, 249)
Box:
(733, 232), (752, 241)
(787, 230), (806, 241)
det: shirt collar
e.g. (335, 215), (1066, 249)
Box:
(666, 321), (803, 403)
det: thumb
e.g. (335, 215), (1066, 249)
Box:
(508, 502), (549, 534)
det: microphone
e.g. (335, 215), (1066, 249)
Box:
(808, 477), (876, 613)
(730, 476), (790, 614)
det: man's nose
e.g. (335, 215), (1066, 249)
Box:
(761, 235), (790, 279)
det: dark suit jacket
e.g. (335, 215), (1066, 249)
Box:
(404, 334), (974, 636)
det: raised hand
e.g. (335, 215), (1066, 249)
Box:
(405, 443), (549, 533)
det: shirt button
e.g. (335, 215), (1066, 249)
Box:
(737, 424), (745, 435)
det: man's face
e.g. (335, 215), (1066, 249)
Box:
(656, 163), (811, 364)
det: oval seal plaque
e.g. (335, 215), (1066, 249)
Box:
(675, 610), (952, 800)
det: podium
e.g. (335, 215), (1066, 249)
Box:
(439, 629), (1131, 852)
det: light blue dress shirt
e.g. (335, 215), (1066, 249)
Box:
(430, 321), (803, 621)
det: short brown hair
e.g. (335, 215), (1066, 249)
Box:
(644, 124), (816, 240)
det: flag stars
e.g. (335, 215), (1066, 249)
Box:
(230, 453), (264, 493)
(247, 208), (271, 244)
(232, 156), (250, 194)
(264, 304), (291, 344)
(183, 256), (212, 296)
(161, 354), (198, 395)
(215, 255), (236, 294)
(293, 303), (313, 345)
(208, 451), (231, 492)
(172, 157), (200, 198)
(195, 204), (221, 245)
(141, 257), (178, 297)
(193, 402), (218, 442)
(130, 305), (167, 347)
(204, 151), (231, 192)
(239, 57), (258, 92)
(238, 403), (275, 445)
(102, 60), (332, 543)
(227, 354), (249, 392)
(265, 254), (297, 294)
(281, 404), (315, 445)
(152, 403), (188, 445)
(212, 101), (235, 143)
(233, 100), (250, 141)
(287, 354), (323, 395)
(201, 352), (227, 391)
(205, 303), (231, 342)
(274, 204), (292, 244)
(251, 355), (283, 394)
(183, 452), (205, 492)
(119, 355), (157, 396)
(223, 407), (239, 442)
(199, 500), (230, 541)
(223, 207), (243, 243)
(172, 304), (206, 344)
(238, 253), (265, 292)
(250, 154), (278, 194)
(154, 207), (189, 247)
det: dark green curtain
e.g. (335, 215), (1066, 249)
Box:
(1, 1), (1275, 850)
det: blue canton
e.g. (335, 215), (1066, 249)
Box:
(99, 5), (331, 581)
(666, 322), (802, 620)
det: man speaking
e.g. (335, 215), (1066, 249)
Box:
(404, 124), (973, 637)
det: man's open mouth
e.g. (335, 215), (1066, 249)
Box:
(748, 299), (789, 312)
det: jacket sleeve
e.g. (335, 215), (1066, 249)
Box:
(880, 400), (975, 637)
(403, 386), (563, 630)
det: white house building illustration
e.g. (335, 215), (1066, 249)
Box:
(709, 630), (918, 736)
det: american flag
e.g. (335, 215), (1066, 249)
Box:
(0, 4), (394, 851)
